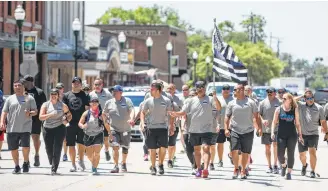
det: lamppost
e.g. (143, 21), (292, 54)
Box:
(146, 37), (153, 84)
(206, 56), (211, 83)
(72, 18), (81, 77)
(166, 42), (173, 83)
(118, 32), (126, 85)
(14, 4), (25, 78)
(192, 51), (198, 83)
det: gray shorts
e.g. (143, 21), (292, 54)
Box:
(7, 132), (31, 151)
(261, 132), (277, 145)
(110, 131), (131, 148)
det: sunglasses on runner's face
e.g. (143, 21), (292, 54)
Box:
(183, 89), (189, 91)
(267, 91), (273, 94)
(278, 91), (285, 94)
(305, 97), (313, 101)
(222, 87), (230, 91)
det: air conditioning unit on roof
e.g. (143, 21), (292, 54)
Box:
(125, 20), (135, 25)
(109, 18), (122, 25)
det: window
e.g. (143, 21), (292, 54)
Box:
(35, 1), (39, 22)
(8, 2), (12, 16)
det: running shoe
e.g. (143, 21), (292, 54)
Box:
(110, 165), (119, 173)
(168, 160), (173, 168)
(201, 163), (204, 170)
(143, 154), (149, 161)
(266, 167), (273, 173)
(92, 167), (98, 175)
(232, 168), (240, 179)
(301, 163), (308, 176)
(217, 160), (223, 167)
(241, 171), (247, 179)
(286, 172), (292, 180)
(158, 164), (165, 175)
(245, 167), (250, 176)
(273, 165), (279, 174)
(62, 154), (68, 162)
(281, 166), (287, 177)
(191, 168), (197, 175)
(150, 166), (157, 175)
(23, 162), (29, 173)
(105, 151), (111, 161)
(70, 165), (77, 172)
(202, 169), (209, 178)
(34, 155), (40, 167)
(121, 163), (127, 172)
(195, 169), (202, 178)
(210, 163), (215, 171)
(13, 165), (21, 174)
(78, 160), (86, 171)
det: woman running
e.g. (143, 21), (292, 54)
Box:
(78, 97), (104, 175)
(39, 88), (71, 175)
(271, 93), (303, 180)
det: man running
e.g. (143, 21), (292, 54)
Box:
(23, 75), (47, 167)
(217, 84), (234, 167)
(179, 85), (190, 153)
(0, 79), (37, 173)
(225, 84), (262, 179)
(140, 81), (174, 175)
(166, 83), (183, 168)
(103, 85), (135, 173)
(62, 77), (90, 172)
(259, 87), (281, 174)
(169, 81), (221, 178)
(89, 78), (113, 161)
(295, 90), (327, 178)
(277, 88), (286, 102)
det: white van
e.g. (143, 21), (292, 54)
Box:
(206, 82), (237, 96)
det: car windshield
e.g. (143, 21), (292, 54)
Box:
(253, 88), (267, 98)
(124, 95), (144, 107)
(207, 86), (234, 95)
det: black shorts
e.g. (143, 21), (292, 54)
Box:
(217, 129), (227, 143)
(84, 132), (104, 147)
(31, 120), (42, 135)
(261, 132), (278, 145)
(168, 127), (179, 146)
(211, 133), (218, 145)
(298, 134), (319, 152)
(145, 128), (168, 149)
(66, 122), (85, 146)
(189, 133), (213, 147)
(7, 132), (31, 150)
(230, 131), (254, 154)
(104, 128), (109, 137)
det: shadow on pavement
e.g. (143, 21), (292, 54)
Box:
(248, 181), (282, 187)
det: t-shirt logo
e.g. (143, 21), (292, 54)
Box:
(69, 97), (82, 111)
(160, 102), (166, 106)
(203, 100), (208, 104)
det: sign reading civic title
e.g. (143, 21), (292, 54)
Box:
(109, 30), (162, 36)
(20, 31), (38, 77)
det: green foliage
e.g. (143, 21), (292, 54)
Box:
(240, 14), (267, 43)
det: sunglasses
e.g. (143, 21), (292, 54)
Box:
(278, 91), (285, 94)
(222, 88), (230, 91)
(94, 84), (101, 86)
(50, 93), (58, 95)
(267, 91), (274, 94)
(305, 97), (313, 101)
(196, 86), (205, 89)
(182, 89), (189, 91)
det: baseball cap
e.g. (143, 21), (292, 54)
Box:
(72, 77), (82, 83)
(266, 87), (276, 92)
(195, 81), (206, 89)
(151, 82), (162, 90)
(112, 85), (123, 92)
(82, 84), (90, 91)
(89, 96), (99, 102)
(23, 75), (34, 82)
(222, 84), (230, 90)
(56, 82), (64, 89)
(50, 88), (59, 94)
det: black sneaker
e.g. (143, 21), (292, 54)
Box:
(210, 163), (215, 170)
(158, 164), (164, 175)
(218, 160), (223, 167)
(151, 166), (157, 175)
(273, 165), (279, 174)
(167, 160), (173, 168)
(13, 165), (21, 174)
(241, 171), (247, 179)
(23, 162), (29, 173)
(310, 171), (315, 178)
(301, 163), (308, 176)
(201, 163), (204, 170)
(105, 151), (111, 161)
(121, 163), (127, 172)
(34, 155), (40, 167)
(245, 167), (250, 176)
(281, 166), (287, 177)
(232, 168), (240, 179)
(286, 172), (292, 180)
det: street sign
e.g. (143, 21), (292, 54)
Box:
(181, 73), (190, 83)
(20, 61), (38, 77)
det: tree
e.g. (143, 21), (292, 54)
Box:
(240, 13), (267, 43)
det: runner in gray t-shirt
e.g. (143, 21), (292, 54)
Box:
(258, 87), (281, 174)
(169, 81), (221, 179)
(103, 85), (134, 173)
(294, 90), (327, 178)
(89, 78), (113, 161)
(0, 79), (38, 174)
(225, 84), (262, 179)
(140, 81), (174, 176)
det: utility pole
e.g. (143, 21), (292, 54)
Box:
(243, 12), (256, 44)
(270, 33), (282, 58)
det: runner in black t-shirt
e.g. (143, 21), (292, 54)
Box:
(63, 77), (90, 172)
(23, 75), (47, 167)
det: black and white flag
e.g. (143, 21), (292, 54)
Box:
(212, 21), (248, 84)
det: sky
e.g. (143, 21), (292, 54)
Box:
(85, 1), (328, 64)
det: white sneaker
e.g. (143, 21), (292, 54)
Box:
(78, 160), (86, 171)
(70, 165), (77, 172)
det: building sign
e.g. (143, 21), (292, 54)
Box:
(120, 49), (134, 74)
(110, 30), (163, 36)
(171, 55), (179, 75)
(23, 31), (37, 62)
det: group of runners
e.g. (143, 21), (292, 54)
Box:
(0, 75), (327, 180)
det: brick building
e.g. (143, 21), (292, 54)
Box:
(89, 24), (188, 88)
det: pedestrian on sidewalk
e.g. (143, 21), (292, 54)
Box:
(39, 88), (72, 175)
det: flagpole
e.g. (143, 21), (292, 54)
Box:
(213, 18), (217, 88)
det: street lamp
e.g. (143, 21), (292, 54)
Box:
(192, 51), (198, 82)
(206, 56), (211, 83)
(118, 31), (126, 49)
(146, 37), (153, 84)
(166, 42), (173, 83)
(14, 4), (25, 78)
(72, 18), (81, 77)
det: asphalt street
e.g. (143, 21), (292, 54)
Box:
(0, 133), (328, 191)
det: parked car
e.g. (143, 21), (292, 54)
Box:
(314, 88), (328, 106)
(206, 82), (236, 97)
(253, 86), (270, 102)
(122, 91), (146, 142)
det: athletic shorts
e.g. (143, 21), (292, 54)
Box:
(211, 132), (219, 145)
(189, 133), (213, 147)
(230, 130), (254, 154)
(31, 120), (42, 135)
(7, 132), (31, 150)
(66, 122), (85, 146)
(84, 132), (104, 147)
(111, 130), (131, 148)
(261, 132), (277, 145)
(217, 129), (227, 143)
(145, 128), (168, 149)
(298, 134), (319, 152)
(168, 127), (179, 146)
